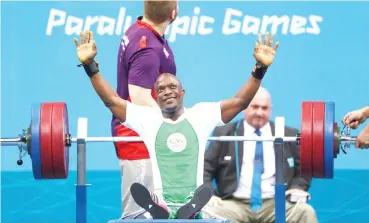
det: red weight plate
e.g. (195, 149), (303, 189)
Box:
(300, 101), (313, 178)
(334, 123), (338, 158)
(40, 103), (54, 179)
(312, 102), (325, 178)
(51, 102), (69, 179)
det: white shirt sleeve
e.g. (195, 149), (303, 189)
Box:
(190, 101), (225, 135)
(121, 101), (159, 137)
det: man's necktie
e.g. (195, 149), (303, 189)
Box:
(250, 128), (263, 212)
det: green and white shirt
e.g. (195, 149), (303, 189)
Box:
(122, 101), (224, 204)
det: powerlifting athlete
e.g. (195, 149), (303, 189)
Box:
(74, 30), (280, 219)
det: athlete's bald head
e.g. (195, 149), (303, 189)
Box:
(155, 73), (182, 89)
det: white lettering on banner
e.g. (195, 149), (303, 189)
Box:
(84, 16), (100, 32)
(165, 7), (215, 42)
(222, 8), (323, 35)
(65, 16), (84, 35)
(306, 15), (323, 34)
(259, 15), (290, 35)
(46, 8), (132, 36)
(46, 7), (323, 42)
(242, 15), (261, 35)
(46, 8), (66, 35)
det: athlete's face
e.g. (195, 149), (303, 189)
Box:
(155, 73), (184, 113)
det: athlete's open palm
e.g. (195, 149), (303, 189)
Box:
(74, 30), (97, 64)
(253, 32), (279, 67)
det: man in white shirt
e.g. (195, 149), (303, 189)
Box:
(74, 31), (280, 220)
(203, 87), (318, 223)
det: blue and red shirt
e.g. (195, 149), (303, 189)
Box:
(111, 16), (176, 160)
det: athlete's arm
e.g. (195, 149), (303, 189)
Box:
(74, 31), (128, 122)
(90, 71), (155, 136)
(220, 33), (279, 124)
(220, 75), (261, 124)
(90, 73), (128, 122)
(90, 72), (155, 136)
(128, 48), (160, 110)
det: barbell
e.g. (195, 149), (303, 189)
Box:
(0, 101), (356, 180)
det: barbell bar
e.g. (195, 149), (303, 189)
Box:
(0, 101), (358, 180)
(0, 134), (356, 144)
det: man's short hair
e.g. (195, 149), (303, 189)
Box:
(144, 0), (177, 24)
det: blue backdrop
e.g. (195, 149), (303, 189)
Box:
(1, 1), (369, 223)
